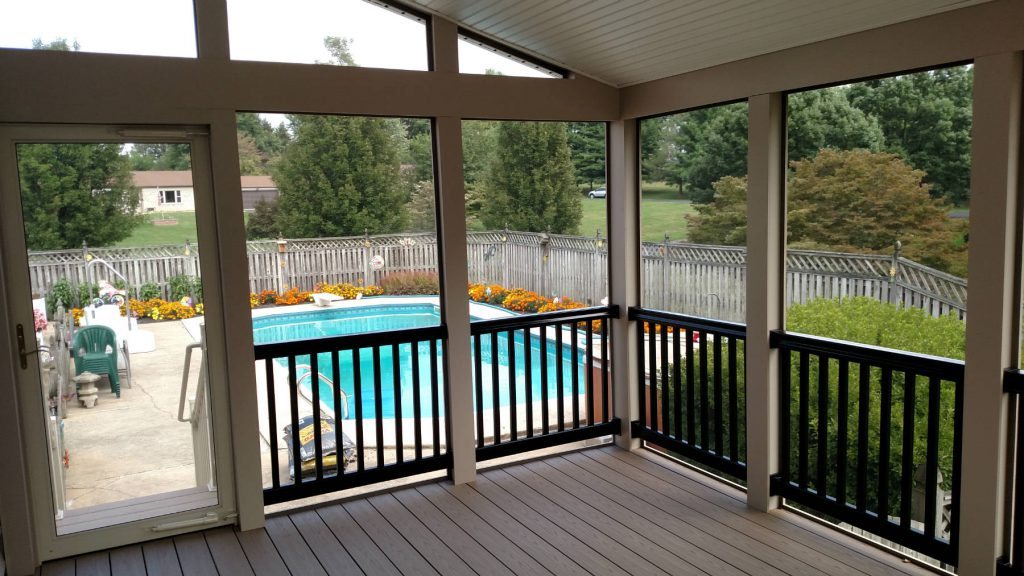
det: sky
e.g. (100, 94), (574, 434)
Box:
(0, 0), (552, 77)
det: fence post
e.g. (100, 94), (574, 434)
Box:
(275, 238), (287, 294)
(540, 231), (550, 296)
(888, 239), (902, 305)
(362, 229), (372, 286)
(661, 233), (669, 310)
(81, 241), (90, 307)
(184, 239), (196, 304)
(502, 226), (509, 288)
(594, 229), (603, 305)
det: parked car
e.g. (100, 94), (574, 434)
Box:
(588, 188), (607, 198)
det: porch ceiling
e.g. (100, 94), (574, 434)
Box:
(408, 0), (992, 87)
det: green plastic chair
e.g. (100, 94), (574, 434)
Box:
(72, 325), (121, 397)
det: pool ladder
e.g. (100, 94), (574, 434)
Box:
(295, 364), (351, 420)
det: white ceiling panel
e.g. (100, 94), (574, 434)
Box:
(408, 0), (992, 86)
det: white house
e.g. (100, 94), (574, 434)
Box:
(132, 170), (278, 213)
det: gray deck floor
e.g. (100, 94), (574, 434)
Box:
(40, 446), (937, 576)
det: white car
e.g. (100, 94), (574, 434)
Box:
(588, 188), (607, 198)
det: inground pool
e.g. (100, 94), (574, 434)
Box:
(252, 301), (587, 420)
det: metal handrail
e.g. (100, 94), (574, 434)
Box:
(178, 342), (205, 423)
(295, 364), (350, 420)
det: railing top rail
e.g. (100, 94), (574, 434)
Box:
(629, 306), (747, 338)
(254, 324), (447, 359)
(470, 305), (617, 335)
(770, 329), (965, 380)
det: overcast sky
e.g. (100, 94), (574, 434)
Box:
(0, 0), (550, 78)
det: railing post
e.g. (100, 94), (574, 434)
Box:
(661, 233), (669, 310)
(958, 51), (1022, 576)
(609, 119), (640, 449)
(746, 92), (786, 512)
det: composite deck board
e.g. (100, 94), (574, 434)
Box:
(317, 504), (402, 576)
(141, 539), (183, 576)
(288, 510), (364, 576)
(264, 516), (328, 576)
(172, 532), (218, 576)
(42, 446), (942, 576)
(108, 546), (146, 576)
(73, 552), (110, 576)
(203, 527), (255, 576)
(366, 493), (475, 576)
(234, 527), (289, 576)
(557, 453), (827, 576)
(389, 487), (510, 576)
(342, 498), (439, 576)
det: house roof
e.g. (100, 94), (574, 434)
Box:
(132, 171), (277, 190)
(409, 0), (992, 87)
(131, 170), (193, 188)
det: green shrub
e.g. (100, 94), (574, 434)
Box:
(77, 283), (100, 307)
(168, 275), (202, 303)
(45, 279), (74, 315)
(138, 282), (162, 301)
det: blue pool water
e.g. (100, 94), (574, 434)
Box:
(253, 303), (586, 419)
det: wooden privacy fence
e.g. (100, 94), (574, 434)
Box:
(27, 232), (966, 321)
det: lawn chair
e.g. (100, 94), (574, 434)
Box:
(71, 325), (121, 397)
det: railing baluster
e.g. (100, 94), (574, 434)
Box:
(699, 331), (709, 450)
(900, 371), (916, 530)
(571, 324), (580, 429)
(331, 350), (342, 473)
(525, 329), (534, 437)
(412, 340), (422, 461)
(674, 326), (683, 441)
(951, 377), (964, 548)
(878, 367), (893, 525)
(311, 353), (323, 480)
(474, 334), (484, 448)
(393, 343), (403, 464)
(353, 348), (365, 473)
(601, 318), (609, 424)
(430, 339), (440, 458)
(288, 355), (301, 484)
(686, 327), (695, 444)
(585, 322), (594, 426)
(491, 331), (501, 444)
(817, 353), (829, 497)
(728, 337), (738, 462)
(660, 323), (669, 437)
(509, 329), (518, 441)
(798, 350), (809, 490)
(857, 362), (869, 513)
(541, 324), (550, 435)
(265, 358), (279, 489)
(713, 335), (723, 456)
(556, 323), (565, 432)
(924, 375), (940, 539)
(779, 348), (791, 485)
(373, 346), (384, 469)
(649, 322), (658, 435)
(836, 358), (849, 506)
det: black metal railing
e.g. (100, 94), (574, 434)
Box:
(771, 330), (963, 566)
(999, 370), (1024, 575)
(256, 325), (450, 505)
(629, 307), (747, 480)
(471, 306), (619, 461)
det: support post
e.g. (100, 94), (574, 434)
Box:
(609, 119), (640, 449)
(745, 92), (786, 512)
(432, 16), (476, 485)
(958, 51), (1022, 576)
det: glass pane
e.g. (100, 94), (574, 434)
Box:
(228, 0), (428, 70)
(18, 141), (216, 533)
(458, 37), (560, 78)
(0, 1), (197, 58)
(640, 102), (748, 321)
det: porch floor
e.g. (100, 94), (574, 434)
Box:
(41, 446), (936, 576)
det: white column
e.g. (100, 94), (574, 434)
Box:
(745, 92), (785, 512)
(958, 51), (1022, 576)
(609, 119), (640, 449)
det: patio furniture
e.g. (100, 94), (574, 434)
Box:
(71, 325), (121, 397)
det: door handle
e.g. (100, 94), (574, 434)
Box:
(17, 323), (39, 369)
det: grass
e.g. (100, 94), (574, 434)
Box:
(580, 194), (694, 242)
(115, 212), (198, 247)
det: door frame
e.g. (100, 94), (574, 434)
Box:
(0, 124), (238, 562)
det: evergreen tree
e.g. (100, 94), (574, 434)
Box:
(480, 122), (581, 234)
(17, 143), (142, 249)
(567, 122), (606, 190)
(128, 143), (192, 171)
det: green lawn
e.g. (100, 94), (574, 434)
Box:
(580, 195), (694, 243)
(115, 212), (199, 247)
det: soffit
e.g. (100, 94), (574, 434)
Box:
(408, 0), (992, 87)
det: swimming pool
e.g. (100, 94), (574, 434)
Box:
(253, 302), (587, 420)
